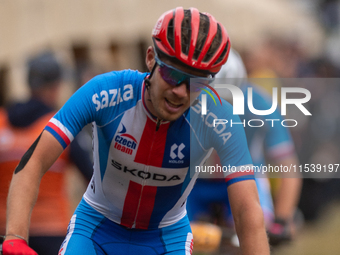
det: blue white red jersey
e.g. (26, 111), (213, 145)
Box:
(44, 69), (253, 230)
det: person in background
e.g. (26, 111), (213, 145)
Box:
(0, 70), (6, 107)
(0, 51), (93, 255)
(187, 49), (302, 249)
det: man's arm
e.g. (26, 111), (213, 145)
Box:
(272, 155), (302, 221)
(228, 179), (270, 255)
(5, 131), (64, 242)
(266, 155), (302, 245)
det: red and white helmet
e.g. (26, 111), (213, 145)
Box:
(152, 7), (231, 74)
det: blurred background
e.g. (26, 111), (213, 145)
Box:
(0, 0), (328, 104)
(1, 0), (340, 254)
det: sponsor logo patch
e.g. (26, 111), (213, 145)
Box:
(114, 124), (137, 155)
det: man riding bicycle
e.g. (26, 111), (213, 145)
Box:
(3, 7), (269, 255)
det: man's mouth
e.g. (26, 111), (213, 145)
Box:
(165, 98), (183, 108)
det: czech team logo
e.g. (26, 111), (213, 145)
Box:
(114, 124), (137, 155)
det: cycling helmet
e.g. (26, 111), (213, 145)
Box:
(152, 7), (231, 75)
(27, 51), (62, 89)
(215, 48), (247, 87)
(214, 48), (247, 101)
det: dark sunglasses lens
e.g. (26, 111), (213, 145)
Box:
(159, 65), (187, 86)
(156, 58), (213, 92)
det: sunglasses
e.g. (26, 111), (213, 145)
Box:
(154, 56), (214, 92)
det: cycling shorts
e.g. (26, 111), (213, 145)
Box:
(58, 199), (193, 255)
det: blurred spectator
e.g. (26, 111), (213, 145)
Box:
(0, 68), (7, 107)
(290, 76), (340, 222)
(0, 51), (93, 255)
(243, 36), (305, 79)
(75, 62), (104, 89)
(319, 0), (340, 31)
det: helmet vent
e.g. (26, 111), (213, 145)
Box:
(215, 40), (229, 65)
(202, 23), (222, 63)
(167, 18), (175, 49)
(193, 13), (209, 61)
(181, 10), (192, 56)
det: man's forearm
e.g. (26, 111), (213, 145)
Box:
(274, 177), (301, 220)
(6, 131), (64, 240)
(6, 168), (41, 241)
(274, 156), (302, 220)
(234, 203), (270, 255)
(228, 180), (270, 255)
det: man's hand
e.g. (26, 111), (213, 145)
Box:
(267, 218), (292, 246)
(2, 239), (37, 255)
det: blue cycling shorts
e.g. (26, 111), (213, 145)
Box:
(58, 199), (193, 255)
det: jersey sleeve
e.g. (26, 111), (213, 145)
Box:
(197, 92), (254, 187)
(44, 73), (116, 149)
(45, 70), (145, 149)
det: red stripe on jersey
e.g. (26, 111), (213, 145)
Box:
(134, 118), (170, 167)
(135, 185), (157, 229)
(225, 168), (254, 182)
(121, 181), (142, 228)
(46, 122), (71, 146)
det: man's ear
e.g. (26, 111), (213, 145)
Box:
(145, 46), (156, 72)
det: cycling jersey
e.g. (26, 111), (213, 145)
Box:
(44, 69), (254, 231)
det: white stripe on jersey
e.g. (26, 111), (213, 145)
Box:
(58, 214), (76, 255)
(50, 118), (74, 141)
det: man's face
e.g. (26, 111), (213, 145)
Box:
(145, 48), (205, 122)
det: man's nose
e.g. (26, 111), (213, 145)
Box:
(171, 82), (188, 98)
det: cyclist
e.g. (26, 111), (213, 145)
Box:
(3, 7), (270, 255)
(187, 48), (301, 248)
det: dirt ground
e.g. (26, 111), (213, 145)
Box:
(273, 202), (340, 255)
(193, 202), (340, 255)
